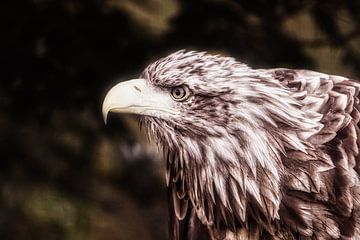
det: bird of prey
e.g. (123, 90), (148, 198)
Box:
(102, 50), (360, 240)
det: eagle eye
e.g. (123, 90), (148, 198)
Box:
(170, 85), (190, 101)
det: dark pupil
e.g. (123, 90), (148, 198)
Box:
(175, 88), (182, 97)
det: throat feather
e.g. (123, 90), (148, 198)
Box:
(165, 127), (284, 226)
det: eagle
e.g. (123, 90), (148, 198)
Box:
(102, 50), (360, 240)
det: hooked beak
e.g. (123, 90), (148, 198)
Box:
(102, 78), (180, 123)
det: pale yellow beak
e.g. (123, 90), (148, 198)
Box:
(102, 78), (180, 123)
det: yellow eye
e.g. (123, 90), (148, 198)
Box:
(170, 85), (190, 101)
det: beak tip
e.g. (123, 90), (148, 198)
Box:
(102, 99), (110, 125)
(102, 107), (109, 125)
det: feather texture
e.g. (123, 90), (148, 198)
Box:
(135, 50), (360, 239)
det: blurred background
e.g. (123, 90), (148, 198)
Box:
(1, 0), (360, 239)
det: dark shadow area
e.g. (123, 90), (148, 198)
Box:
(0, 0), (359, 239)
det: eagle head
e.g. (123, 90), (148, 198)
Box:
(102, 50), (322, 230)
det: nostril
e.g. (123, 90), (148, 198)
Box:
(134, 86), (141, 92)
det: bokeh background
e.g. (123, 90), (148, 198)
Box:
(1, 0), (360, 239)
